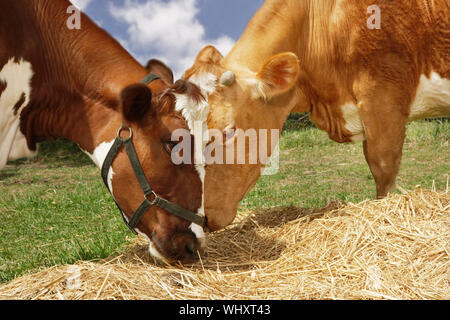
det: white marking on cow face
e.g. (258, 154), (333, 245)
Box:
(0, 58), (36, 170)
(189, 163), (207, 248)
(410, 72), (450, 120)
(341, 103), (365, 142)
(175, 94), (209, 243)
(131, 226), (165, 262)
(148, 239), (166, 261)
(173, 74), (214, 246)
(189, 72), (218, 97)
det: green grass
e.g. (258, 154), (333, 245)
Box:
(0, 141), (132, 283)
(242, 119), (449, 210)
(0, 120), (448, 283)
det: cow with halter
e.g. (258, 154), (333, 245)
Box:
(182, 0), (450, 232)
(0, 0), (207, 262)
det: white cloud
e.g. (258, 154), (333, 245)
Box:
(109, 0), (234, 78)
(71, 0), (92, 10)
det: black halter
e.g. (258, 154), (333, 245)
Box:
(101, 73), (206, 233)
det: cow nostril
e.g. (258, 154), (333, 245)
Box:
(185, 241), (196, 256)
(185, 244), (194, 256)
(184, 238), (202, 259)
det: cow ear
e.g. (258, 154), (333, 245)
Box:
(255, 53), (300, 100)
(120, 83), (152, 123)
(184, 45), (224, 80)
(194, 45), (224, 65)
(145, 59), (174, 85)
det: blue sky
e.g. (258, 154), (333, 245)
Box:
(72, 0), (264, 77)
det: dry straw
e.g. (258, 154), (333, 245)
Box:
(0, 188), (448, 300)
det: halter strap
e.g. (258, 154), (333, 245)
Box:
(141, 73), (161, 85)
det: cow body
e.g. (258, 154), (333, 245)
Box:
(225, 0), (449, 143)
(0, 0), (206, 262)
(183, 0), (450, 231)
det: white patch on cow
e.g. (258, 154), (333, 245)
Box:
(81, 140), (115, 193)
(189, 163), (207, 248)
(173, 93), (210, 138)
(148, 239), (165, 261)
(8, 133), (39, 160)
(409, 72), (450, 120)
(175, 93), (208, 243)
(83, 140), (114, 168)
(246, 77), (268, 100)
(341, 103), (365, 142)
(133, 228), (165, 261)
(0, 58), (36, 170)
(189, 72), (218, 97)
(173, 76), (212, 245)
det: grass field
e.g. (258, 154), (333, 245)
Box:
(0, 119), (448, 284)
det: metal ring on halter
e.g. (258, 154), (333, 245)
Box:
(146, 190), (159, 206)
(117, 125), (133, 142)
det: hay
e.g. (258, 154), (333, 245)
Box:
(0, 188), (448, 300)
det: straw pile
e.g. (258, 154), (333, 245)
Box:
(0, 188), (448, 300)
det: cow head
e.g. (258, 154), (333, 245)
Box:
(103, 61), (206, 263)
(182, 46), (300, 231)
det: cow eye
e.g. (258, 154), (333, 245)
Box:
(163, 141), (177, 154)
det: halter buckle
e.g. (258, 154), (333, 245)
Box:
(117, 125), (133, 142)
(145, 190), (159, 206)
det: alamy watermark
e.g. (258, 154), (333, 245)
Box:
(66, 5), (81, 30)
(367, 5), (381, 30)
(66, 266), (82, 290)
(170, 122), (280, 175)
(66, 4), (382, 31)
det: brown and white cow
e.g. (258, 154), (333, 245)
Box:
(0, 0), (207, 262)
(182, 0), (450, 231)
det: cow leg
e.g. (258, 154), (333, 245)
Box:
(360, 105), (408, 199)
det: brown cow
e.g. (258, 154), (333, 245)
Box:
(182, 0), (450, 231)
(0, 0), (207, 262)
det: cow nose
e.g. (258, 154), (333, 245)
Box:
(184, 237), (203, 261)
(170, 232), (203, 262)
